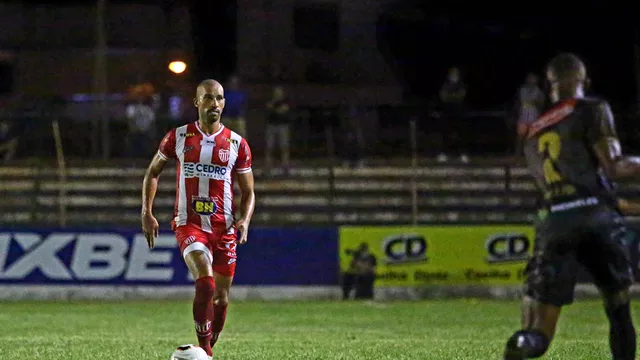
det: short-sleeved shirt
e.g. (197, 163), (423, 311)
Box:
(158, 122), (252, 233)
(521, 97), (618, 207)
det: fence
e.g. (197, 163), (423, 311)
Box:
(5, 103), (640, 163)
(0, 161), (541, 229)
(4, 159), (640, 229)
(2, 105), (521, 162)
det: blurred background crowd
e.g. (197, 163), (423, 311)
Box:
(0, 1), (639, 169)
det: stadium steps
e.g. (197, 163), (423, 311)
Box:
(1, 163), (628, 227)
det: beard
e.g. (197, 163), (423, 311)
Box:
(201, 108), (221, 123)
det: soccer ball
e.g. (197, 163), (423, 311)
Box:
(170, 344), (210, 360)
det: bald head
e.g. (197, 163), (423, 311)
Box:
(546, 53), (586, 85)
(194, 79), (225, 124)
(196, 79), (224, 97)
(546, 53), (587, 102)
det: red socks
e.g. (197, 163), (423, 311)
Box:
(193, 276), (215, 356)
(211, 303), (228, 347)
(193, 276), (230, 353)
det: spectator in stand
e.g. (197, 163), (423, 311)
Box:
(265, 85), (292, 169)
(517, 73), (545, 126)
(511, 73), (546, 159)
(125, 84), (157, 158)
(224, 75), (248, 139)
(433, 67), (469, 163)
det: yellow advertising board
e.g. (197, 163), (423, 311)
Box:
(339, 226), (535, 286)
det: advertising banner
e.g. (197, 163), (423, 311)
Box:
(339, 226), (535, 286)
(0, 228), (338, 286)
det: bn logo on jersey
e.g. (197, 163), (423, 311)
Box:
(183, 162), (228, 180)
(485, 233), (530, 264)
(383, 234), (428, 265)
(192, 196), (217, 215)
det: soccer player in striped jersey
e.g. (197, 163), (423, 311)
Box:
(142, 79), (255, 359)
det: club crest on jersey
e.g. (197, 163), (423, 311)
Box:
(219, 149), (230, 162)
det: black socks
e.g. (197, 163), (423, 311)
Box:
(606, 301), (636, 360)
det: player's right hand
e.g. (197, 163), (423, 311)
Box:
(141, 213), (159, 249)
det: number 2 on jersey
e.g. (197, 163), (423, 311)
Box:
(538, 131), (562, 184)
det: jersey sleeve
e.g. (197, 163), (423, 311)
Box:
(235, 138), (252, 174)
(157, 130), (176, 160)
(586, 100), (619, 146)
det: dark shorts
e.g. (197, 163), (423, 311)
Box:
(524, 205), (633, 306)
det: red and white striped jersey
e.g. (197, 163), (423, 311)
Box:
(157, 122), (252, 234)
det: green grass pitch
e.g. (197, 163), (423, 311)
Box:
(0, 299), (637, 359)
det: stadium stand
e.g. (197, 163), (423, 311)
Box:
(0, 160), (547, 227)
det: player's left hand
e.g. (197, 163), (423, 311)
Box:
(234, 218), (249, 245)
(141, 213), (159, 249)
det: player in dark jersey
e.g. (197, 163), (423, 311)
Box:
(503, 53), (639, 360)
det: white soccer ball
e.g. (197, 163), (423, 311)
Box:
(170, 344), (210, 360)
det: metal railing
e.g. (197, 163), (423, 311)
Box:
(0, 160), (542, 229)
(3, 107), (640, 228)
(8, 159), (640, 229)
(5, 104), (640, 162)
(2, 107), (518, 161)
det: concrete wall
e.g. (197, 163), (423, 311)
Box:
(0, 2), (401, 106)
(0, 3), (193, 95)
(236, 0), (397, 85)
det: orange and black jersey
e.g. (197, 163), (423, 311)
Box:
(520, 97), (618, 207)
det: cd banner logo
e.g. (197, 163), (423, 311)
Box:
(485, 233), (530, 264)
(383, 234), (427, 264)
